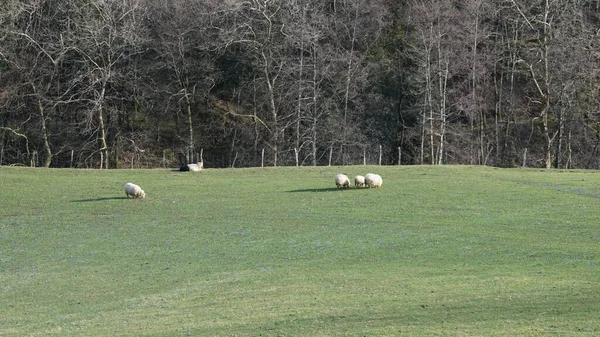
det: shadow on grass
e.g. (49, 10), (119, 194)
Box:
(510, 179), (600, 199)
(71, 196), (129, 202)
(287, 187), (358, 193)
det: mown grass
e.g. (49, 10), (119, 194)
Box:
(0, 165), (598, 336)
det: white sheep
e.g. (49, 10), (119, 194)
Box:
(187, 161), (204, 172)
(335, 174), (350, 188)
(354, 175), (365, 187)
(364, 173), (383, 188)
(124, 182), (146, 199)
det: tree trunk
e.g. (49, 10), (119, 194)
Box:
(97, 79), (109, 169)
(494, 55), (502, 166)
(38, 100), (52, 168)
(555, 105), (565, 168)
(537, 0), (552, 169)
(32, 81), (52, 167)
(420, 105), (426, 165)
(262, 51), (278, 167)
(566, 129), (572, 169)
(423, 29), (435, 165)
(311, 45), (318, 166)
(471, 10), (479, 165)
(184, 86), (195, 161)
(295, 5), (306, 158)
(253, 75), (259, 153)
(341, 0), (359, 165)
(437, 58), (449, 165)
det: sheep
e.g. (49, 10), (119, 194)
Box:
(335, 174), (350, 188)
(124, 182), (146, 199)
(364, 173), (383, 188)
(187, 161), (204, 172)
(180, 162), (203, 172)
(354, 175), (365, 187)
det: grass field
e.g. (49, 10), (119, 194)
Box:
(0, 165), (598, 336)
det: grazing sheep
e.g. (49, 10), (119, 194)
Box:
(124, 182), (146, 199)
(364, 173), (383, 188)
(335, 174), (350, 188)
(354, 175), (365, 187)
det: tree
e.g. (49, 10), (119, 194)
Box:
(323, 0), (389, 165)
(0, 0), (84, 167)
(143, 0), (223, 166)
(60, 0), (146, 168)
(2, 0), (600, 169)
(499, 0), (599, 168)
(408, 0), (457, 165)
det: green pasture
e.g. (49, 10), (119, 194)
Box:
(0, 165), (598, 336)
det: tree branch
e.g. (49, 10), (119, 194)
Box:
(0, 126), (30, 156)
(508, 0), (536, 32)
(11, 32), (56, 64)
(526, 61), (547, 99)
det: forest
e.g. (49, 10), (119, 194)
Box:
(0, 0), (599, 169)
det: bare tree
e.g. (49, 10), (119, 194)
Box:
(280, 0), (335, 166)
(326, 0), (389, 165)
(143, 0), (221, 165)
(60, 0), (145, 168)
(0, 0), (84, 167)
(500, 0), (599, 168)
(222, 0), (294, 166)
(409, 0), (457, 165)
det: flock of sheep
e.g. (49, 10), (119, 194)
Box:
(335, 173), (382, 188)
(122, 172), (382, 200)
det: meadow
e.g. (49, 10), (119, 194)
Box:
(0, 165), (598, 336)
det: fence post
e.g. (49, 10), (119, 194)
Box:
(378, 144), (382, 165)
(261, 148), (265, 168)
(398, 147), (401, 165)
